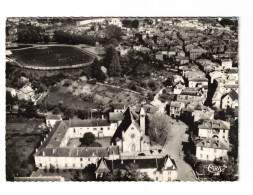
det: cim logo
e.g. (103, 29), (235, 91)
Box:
(204, 164), (226, 173)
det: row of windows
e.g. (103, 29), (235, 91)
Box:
(73, 127), (110, 133)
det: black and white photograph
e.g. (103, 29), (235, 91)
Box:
(5, 16), (239, 182)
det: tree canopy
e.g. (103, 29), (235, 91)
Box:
(80, 132), (96, 146)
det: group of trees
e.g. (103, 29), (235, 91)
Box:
(17, 24), (48, 43)
(122, 19), (139, 29)
(98, 163), (152, 181)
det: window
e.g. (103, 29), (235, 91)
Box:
(223, 136), (225, 139)
(168, 171), (171, 175)
(156, 177), (159, 181)
(101, 128), (103, 130)
(168, 177), (171, 181)
(80, 158), (83, 161)
(56, 164), (58, 168)
(65, 164), (68, 168)
(153, 171), (156, 175)
(88, 158), (90, 161)
(200, 154), (202, 158)
(207, 155), (209, 160)
(214, 149), (217, 153)
(81, 164), (83, 167)
(223, 130), (226, 133)
(73, 164), (75, 168)
(108, 127), (110, 130)
(201, 147), (203, 151)
(73, 129), (75, 133)
(93, 128), (97, 131)
(131, 127), (134, 130)
(39, 163), (42, 167)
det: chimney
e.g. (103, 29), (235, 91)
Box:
(35, 148), (38, 152)
(92, 152), (95, 156)
(41, 141), (43, 145)
(46, 134), (48, 138)
(42, 151), (45, 156)
(121, 160), (123, 164)
(53, 149), (56, 154)
(102, 114), (104, 120)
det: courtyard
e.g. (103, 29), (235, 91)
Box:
(67, 137), (111, 148)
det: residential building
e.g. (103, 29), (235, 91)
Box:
(221, 59), (232, 69)
(6, 87), (16, 97)
(198, 120), (230, 140)
(95, 155), (178, 181)
(196, 138), (229, 161)
(170, 101), (184, 118)
(17, 84), (35, 101)
(221, 89), (238, 109)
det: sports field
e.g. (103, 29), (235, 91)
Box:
(11, 46), (94, 67)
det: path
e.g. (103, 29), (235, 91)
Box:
(162, 116), (196, 181)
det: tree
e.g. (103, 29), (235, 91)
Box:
(91, 58), (106, 82)
(64, 108), (74, 119)
(100, 163), (152, 181)
(105, 25), (123, 41)
(147, 114), (170, 145)
(109, 51), (122, 77)
(132, 20), (139, 29)
(80, 132), (95, 146)
(24, 101), (37, 118)
(52, 107), (61, 115)
(103, 45), (115, 69)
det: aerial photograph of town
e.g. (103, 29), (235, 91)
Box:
(5, 17), (238, 182)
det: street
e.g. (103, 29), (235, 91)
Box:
(163, 116), (197, 181)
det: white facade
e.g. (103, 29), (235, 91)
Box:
(198, 128), (229, 140)
(221, 95), (239, 110)
(196, 146), (228, 161)
(221, 59), (232, 69)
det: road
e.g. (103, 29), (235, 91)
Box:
(162, 116), (197, 181)
(150, 87), (167, 114)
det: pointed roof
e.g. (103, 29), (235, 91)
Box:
(140, 106), (146, 115)
(227, 89), (238, 101)
(95, 157), (110, 174)
(111, 106), (140, 142)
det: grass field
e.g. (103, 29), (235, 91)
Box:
(11, 46), (94, 67)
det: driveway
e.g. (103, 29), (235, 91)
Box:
(162, 116), (196, 181)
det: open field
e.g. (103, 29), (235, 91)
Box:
(11, 46), (93, 67)
(6, 118), (47, 135)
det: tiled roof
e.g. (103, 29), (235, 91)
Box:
(228, 89), (238, 101)
(69, 119), (110, 127)
(46, 114), (62, 120)
(198, 119), (230, 130)
(196, 138), (229, 150)
(112, 107), (140, 142)
(109, 112), (124, 122)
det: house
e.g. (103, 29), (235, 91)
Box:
(192, 106), (214, 122)
(95, 155), (178, 181)
(46, 114), (62, 128)
(221, 90), (238, 110)
(170, 101), (184, 118)
(111, 103), (125, 113)
(17, 85), (35, 101)
(156, 51), (164, 61)
(221, 59), (232, 69)
(188, 77), (208, 88)
(198, 120), (230, 141)
(195, 137), (229, 161)
(189, 48), (207, 60)
(6, 87), (16, 97)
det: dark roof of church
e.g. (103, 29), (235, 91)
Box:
(111, 107), (140, 142)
